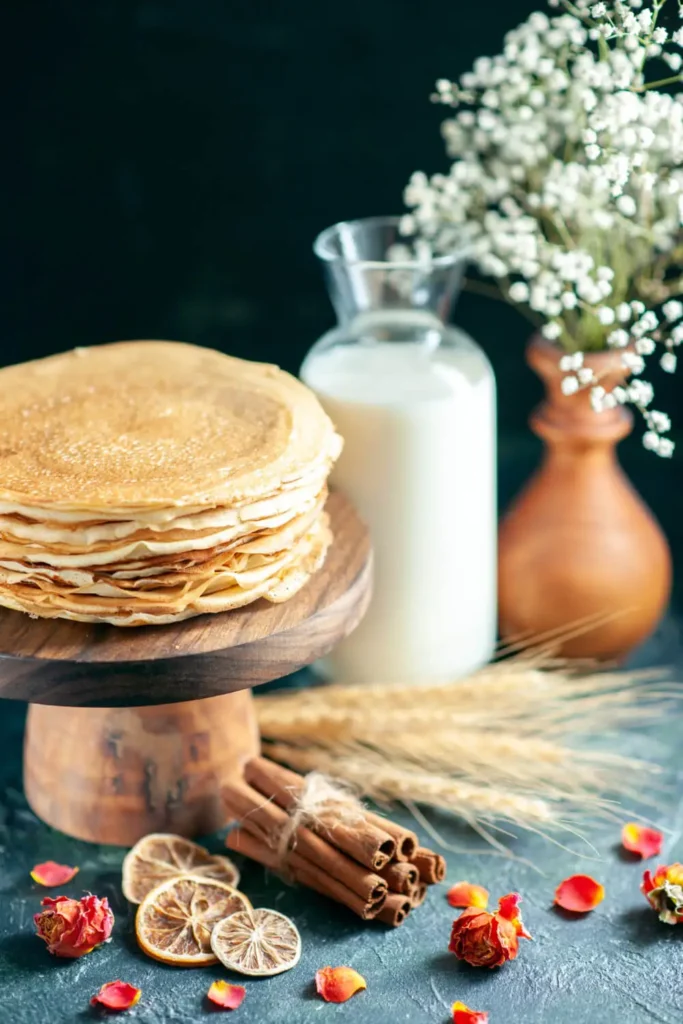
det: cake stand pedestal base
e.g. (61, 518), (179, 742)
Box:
(24, 690), (260, 846)
(0, 493), (371, 846)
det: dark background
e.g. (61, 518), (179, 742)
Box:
(4, 0), (561, 421)
(3, 0), (680, 484)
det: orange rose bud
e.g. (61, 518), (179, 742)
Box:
(554, 875), (604, 913)
(90, 981), (141, 1011)
(315, 966), (367, 1003)
(207, 980), (247, 1010)
(30, 861), (79, 887)
(642, 863), (683, 924)
(452, 1002), (489, 1024)
(447, 882), (489, 910)
(622, 823), (663, 860)
(449, 892), (531, 968)
(34, 894), (114, 958)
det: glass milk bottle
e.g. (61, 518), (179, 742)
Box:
(301, 216), (496, 684)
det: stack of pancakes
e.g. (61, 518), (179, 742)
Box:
(0, 341), (341, 626)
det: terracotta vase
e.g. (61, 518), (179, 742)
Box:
(498, 336), (672, 660)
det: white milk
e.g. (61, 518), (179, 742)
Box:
(301, 316), (496, 684)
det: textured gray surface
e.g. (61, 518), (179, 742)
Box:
(0, 618), (682, 1024)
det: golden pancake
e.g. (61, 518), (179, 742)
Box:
(0, 341), (340, 510)
(0, 342), (340, 626)
(0, 518), (332, 625)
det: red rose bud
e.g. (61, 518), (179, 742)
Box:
(642, 863), (683, 924)
(449, 892), (531, 968)
(34, 894), (114, 957)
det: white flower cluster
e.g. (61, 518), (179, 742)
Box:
(404, 0), (683, 455)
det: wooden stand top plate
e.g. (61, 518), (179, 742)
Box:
(0, 493), (371, 707)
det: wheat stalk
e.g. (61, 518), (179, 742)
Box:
(255, 656), (676, 839)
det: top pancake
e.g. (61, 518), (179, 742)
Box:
(0, 341), (341, 510)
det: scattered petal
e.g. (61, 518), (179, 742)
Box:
(207, 981), (246, 1010)
(453, 1002), (489, 1024)
(554, 875), (604, 913)
(315, 966), (367, 1003)
(90, 981), (141, 1011)
(622, 823), (663, 860)
(447, 883), (489, 910)
(30, 862), (79, 887)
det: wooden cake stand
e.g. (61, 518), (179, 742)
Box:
(0, 493), (371, 846)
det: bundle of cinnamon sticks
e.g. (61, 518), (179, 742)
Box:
(223, 756), (446, 927)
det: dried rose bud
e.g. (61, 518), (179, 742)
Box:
(642, 863), (683, 924)
(449, 892), (531, 968)
(34, 894), (114, 957)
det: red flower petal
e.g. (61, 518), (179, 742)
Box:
(447, 883), (489, 909)
(90, 981), (141, 1011)
(497, 893), (522, 921)
(315, 966), (367, 1003)
(452, 1002), (489, 1024)
(497, 892), (532, 940)
(207, 981), (246, 1010)
(554, 874), (605, 913)
(622, 823), (663, 860)
(30, 861), (79, 887)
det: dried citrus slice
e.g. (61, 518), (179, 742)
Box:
(135, 875), (251, 966)
(122, 833), (240, 904)
(210, 907), (302, 976)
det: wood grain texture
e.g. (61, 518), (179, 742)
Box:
(498, 337), (672, 659)
(21, 492), (371, 844)
(0, 492), (372, 706)
(24, 690), (260, 845)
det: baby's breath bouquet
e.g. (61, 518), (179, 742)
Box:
(404, 0), (683, 455)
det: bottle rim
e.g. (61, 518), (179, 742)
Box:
(313, 215), (470, 270)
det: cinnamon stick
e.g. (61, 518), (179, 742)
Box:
(244, 756), (396, 871)
(363, 812), (419, 861)
(378, 861), (419, 896)
(411, 882), (428, 908)
(222, 780), (387, 904)
(225, 827), (385, 921)
(412, 847), (446, 884)
(376, 893), (412, 927)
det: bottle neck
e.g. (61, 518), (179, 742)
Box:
(322, 261), (461, 330)
(327, 310), (444, 362)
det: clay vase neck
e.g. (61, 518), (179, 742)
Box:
(528, 337), (633, 446)
(497, 336), (671, 660)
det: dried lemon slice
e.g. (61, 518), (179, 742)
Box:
(135, 875), (251, 966)
(122, 833), (240, 904)
(210, 907), (302, 976)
